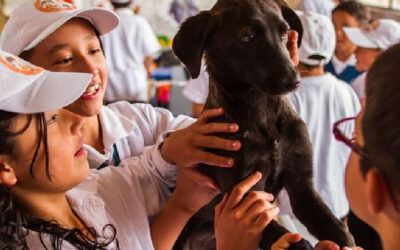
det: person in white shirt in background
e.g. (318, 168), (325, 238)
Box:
(325, 0), (369, 85)
(276, 12), (361, 242)
(182, 60), (209, 118)
(344, 19), (400, 104)
(295, 0), (339, 17)
(100, 0), (161, 103)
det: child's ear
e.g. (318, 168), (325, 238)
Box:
(366, 169), (392, 214)
(0, 162), (17, 187)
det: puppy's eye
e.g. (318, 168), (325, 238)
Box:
(241, 27), (257, 43)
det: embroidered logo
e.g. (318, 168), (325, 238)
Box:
(34, 0), (77, 12)
(0, 51), (44, 75)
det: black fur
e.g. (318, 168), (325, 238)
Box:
(172, 0), (355, 249)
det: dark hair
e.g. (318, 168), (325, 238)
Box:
(362, 43), (400, 195)
(111, 1), (132, 9)
(0, 111), (119, 249)
(332, 0), (370, 27)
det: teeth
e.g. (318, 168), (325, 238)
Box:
(83, 84), (100, 96)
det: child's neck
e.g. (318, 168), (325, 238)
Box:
(82, 114), (105, 154)
(375, 215), (400, 250)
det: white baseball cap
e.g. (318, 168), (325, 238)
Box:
(0, 0), (119, 56)
(297, 11), (336, 66)
(343, 19), (400, 50)
(0, 49), (92, 114)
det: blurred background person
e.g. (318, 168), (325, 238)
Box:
(296, 0), (339, 17)
(101, 0), (161, 103)
(344, 18), (400, 103)
(325, 0), (370, 84)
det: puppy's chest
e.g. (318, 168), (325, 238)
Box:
(201, 114), (283, 193)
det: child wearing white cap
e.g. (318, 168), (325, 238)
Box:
(325, 1), (369, 84)
(344, 18), (400, 102)
(0, 49), (278, 249)
(0, 0), (242, 190)
(101, 0), (161, 103)
(278, 10), (361, 226)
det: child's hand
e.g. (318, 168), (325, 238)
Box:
(169, 168), (220, 215)
(214, 172), (279, 250)
(271, 233), (302, 250)
(315, 241), (364, 250)
(161, 108), (241, 189)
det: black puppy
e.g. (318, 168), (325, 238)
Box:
(172, 0), (355, 249)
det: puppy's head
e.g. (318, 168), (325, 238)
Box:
(172, 0), (303, 96)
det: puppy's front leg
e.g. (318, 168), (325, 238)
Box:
(279, 118), (355, 247)
(260, 220), (313, 250)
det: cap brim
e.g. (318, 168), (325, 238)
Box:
(24, 7), (119, 52)
(0, 71), (92, 114)
(343, 27), (378, 49)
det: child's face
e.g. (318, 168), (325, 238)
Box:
(332, 11), (359, 56)
(354, 47), (382, 71)
(27, 18), (107, 118)
(10, 109), (89, 196)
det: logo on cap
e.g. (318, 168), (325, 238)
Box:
(35, 0), (77, 12)
(0, 51), (44, 75)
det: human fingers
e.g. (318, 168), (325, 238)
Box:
(215, 193), (229, 224)
(235, 191), (274, 216)
(343, 247), (364, 250)
(197, 108), (225, 123)
(315, 240), (340, 250)
(254, 206), (280, 228)
(181, 167), (220, 190)
(184, 150), (234, 168)
(196, 122), (239, 135)
(286, 30), (299, 66)
(271, 233), (302, 250)
(225, 172), (262, 209)
(189, 134), (241, 151)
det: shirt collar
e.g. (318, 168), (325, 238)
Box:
(99, 105), (136, 151)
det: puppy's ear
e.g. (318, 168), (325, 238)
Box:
(172, 11), (217, 78)
(280, 5), (303, 47)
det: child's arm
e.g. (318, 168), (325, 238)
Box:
(150, 169), (220, 250)
(214, 172), (279, 250)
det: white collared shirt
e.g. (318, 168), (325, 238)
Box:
(25, 144), (176, 249)
(331, 54), (357, 75)
(85, 102), (195, 169)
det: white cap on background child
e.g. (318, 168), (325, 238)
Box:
(0, 0), (119, 56)
(0, 50), (92, 114)
(297, 11), (336, 66)
(343, 19), (400, 50)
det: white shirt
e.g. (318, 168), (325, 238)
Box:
(279, 73), (361, 219)
(331, 54), (357, 75)
(25, 144), (176, 249)
(182, 62), (209, 104)
(85, 102), (195, 169)
(296, 0), (336, 17)
(352, 72), (366, 100)
(101, 8), (161, 102)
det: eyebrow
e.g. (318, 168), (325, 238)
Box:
(47, 34), (99, 55)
